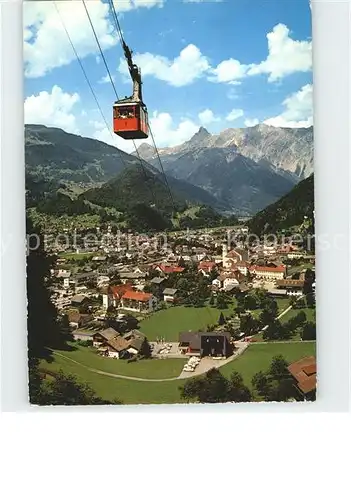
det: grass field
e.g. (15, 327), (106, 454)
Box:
(39, 341), (316, 405)
(250, 297), (291, 319)
(41, 345), (185, 379)
(280, 307), (315, 323)
(139, 304), (236, 341)
(220, 341), (316, 388)
(59, 252), (98, 261)
(253, 307), (316, 341)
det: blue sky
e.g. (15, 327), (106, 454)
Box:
(24, 0), (313, 152)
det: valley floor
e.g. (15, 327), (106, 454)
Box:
(40, 341), (316, 405)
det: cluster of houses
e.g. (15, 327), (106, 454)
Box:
(50, 228), (314, 322)
(90, 327), (148, 359)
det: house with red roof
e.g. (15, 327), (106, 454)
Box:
(154, 263), (185, 275)
(288, 356), (316, 401)
(198, 261), (217, 277)
(121, 290), (158, 313)
(101, 284), (133, 310)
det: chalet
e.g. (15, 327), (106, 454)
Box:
(163, 288), (178, 303)
(179, 331), (232, 358)
(150, 276), (167, 287)
(72, 271), (98, 286)
(72, 331), (94, 342)
(97, 329), (148, 359)
(213, 270), (245, 290)
(119, 272), (147, 285)
(223, 275), (240, 291)
(67, 311), (93, 329)
(122, 329), (147, 356)
(99, 335), (131, 358)
(288, 356), (317, 401)
(92, 327), (120, 348)
(121, 290), (157, 313)
(71, 294), (90, 307)
(198, 261), (217, 277)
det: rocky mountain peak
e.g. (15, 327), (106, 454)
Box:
(188, 126), (211, 145)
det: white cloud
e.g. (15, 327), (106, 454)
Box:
(244, 118), (259, 127)
(24, 1), (164, 78)
(248, 24), (312, 82)
(264, 84), (313, 128)
(209, 58), (248, 85)
(24, 85), (80, 133)
(114, 0), (164, 11)
(91, 110), (200, 153)
(118, 44), (210, 86)
(226, 108), (244, 122)
(198, 109), (220, 125)
(148, 111), (199, 147)
(98, 73), (116, 84)
(92, 121), (134, 152)
(24, 1), (117, 78)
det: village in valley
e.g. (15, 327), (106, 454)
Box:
(42, 222), (316, 404)
(23, 0), (317, 406)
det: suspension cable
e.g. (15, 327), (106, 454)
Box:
(53, 2), (118, 150)
(107, 0), (177, 214)
(82, 0), (157, 207)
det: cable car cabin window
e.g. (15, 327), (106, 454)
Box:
(116, 106), (135, 119)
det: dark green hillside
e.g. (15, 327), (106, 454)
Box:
(80, 164), (184, 213)
(25, 124), (141, 183)
(248, 174), (314, 235)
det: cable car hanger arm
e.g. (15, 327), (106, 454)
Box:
(121, 40), (144, 105)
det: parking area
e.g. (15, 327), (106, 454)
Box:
(150, 342), (185, 358)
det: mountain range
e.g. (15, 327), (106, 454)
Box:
(25, 123), (313, 216)
(134, 124), (313, 214)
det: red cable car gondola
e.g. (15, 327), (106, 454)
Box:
(113, 41), (149, 140)
(113, 100), (148, 140)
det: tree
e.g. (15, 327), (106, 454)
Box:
(180, 378), (203, 402)
(240, 313), (259, 337)
(252, 371), (271, 397)
(251, 356), (296, 402)
(217, 293), (228, 310)
(140, 338), (152, 358)
(269, 355), (289, 381)
(235, 305), (245, 316)
(198, 369), (230, 403)
(209, 294), (215, 306)
(218, 312), (226, 326)
(228, 371), (252, 402)
(302, 321), (316, 340)
(305, 292), (316, 308)
(259, 299), (278, 327)
(262, 320), (284, 341)
(31, 369), (122, 405)
(59, 314), (74, 344)
(26, 218), (65, 359)
(243, 294), (259, 311)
